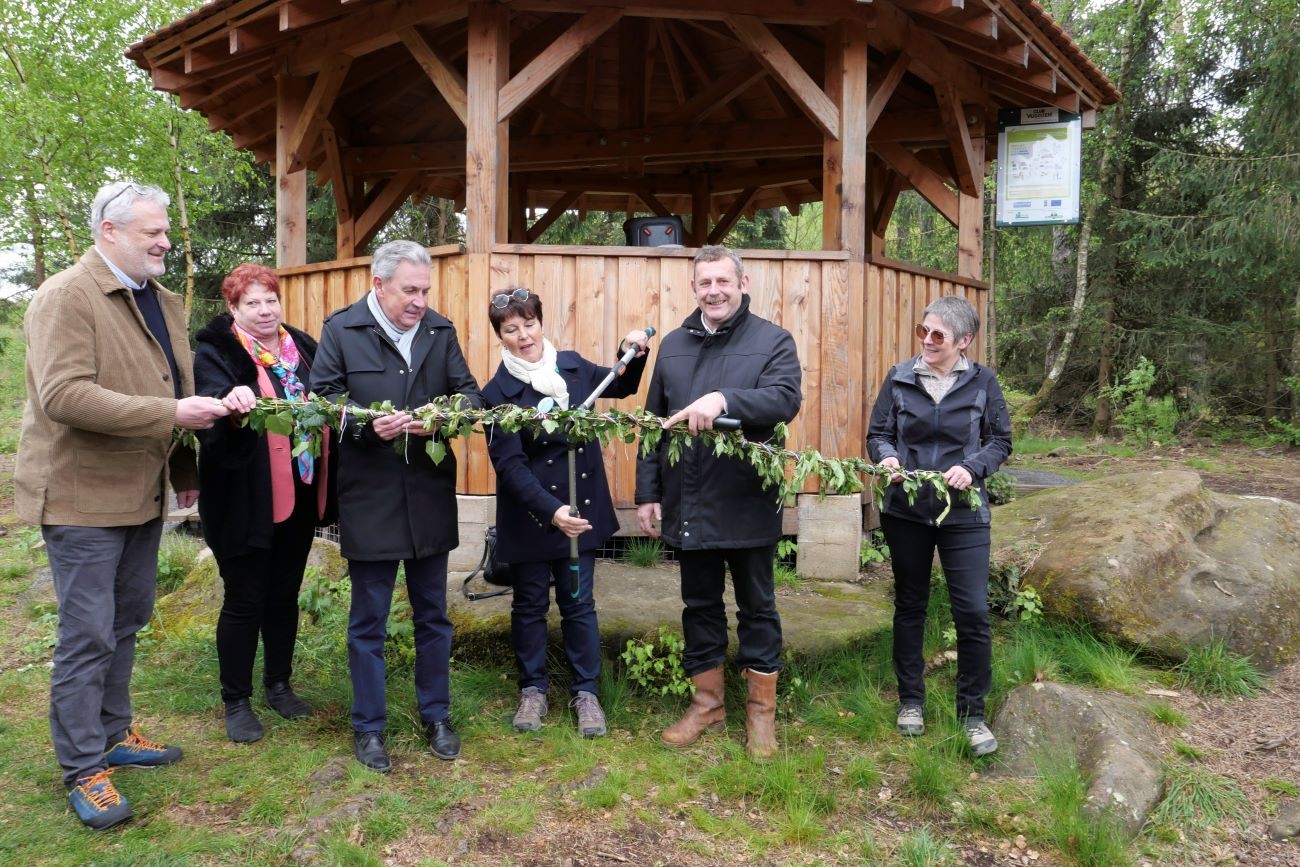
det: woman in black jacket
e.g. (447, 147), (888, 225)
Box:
(194, 263), (334, 744)
(482, 288), (648, 738)
(867, 295), (1012, 758)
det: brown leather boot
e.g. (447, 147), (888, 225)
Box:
(661, 666), (726, 747)
(743, 668), (779, 761)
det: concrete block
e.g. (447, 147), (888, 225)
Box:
(796, 493), (862, 580)
(451, 494), (495, 572)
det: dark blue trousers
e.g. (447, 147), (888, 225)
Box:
(347, 553), (451, 732)
(881, 514), (992, 720)
(511, 553), (599, 695)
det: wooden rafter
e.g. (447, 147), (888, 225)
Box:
(723, 15), (840, 140)
(632, 184), (672, 217)
(874, 141), (959, 226)
(660, 60), (765, 126)
(355, 169), (421, 248)
(934, 81), (979, 196)
(286, 53), (351, 172)
(497, 7), (622, 122)
(866, 51), (909, 134)
(398, 26), (469, 126)
(279, 0), (348, 33)
(526, 190), (580, 241)
(707, 186), (758, 244)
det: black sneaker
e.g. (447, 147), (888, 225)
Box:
(425, 719), (461, 761)
(224, 699), (265, 743)
(353, 731), (391, 773)
(68, 769), (133, 831)
(264, 682), (313, 719)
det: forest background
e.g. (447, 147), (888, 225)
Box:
(2, 0), (1298, 442)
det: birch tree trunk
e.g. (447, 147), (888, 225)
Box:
(1017, 220), (1091, 420)
(167, 113), (196, 319)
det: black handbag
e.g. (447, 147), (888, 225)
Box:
(461, 526), (513, 600)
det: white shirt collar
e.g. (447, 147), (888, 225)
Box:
(93, 246), (146, 291)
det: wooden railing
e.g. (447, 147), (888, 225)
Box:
(277, 245), (988, 507)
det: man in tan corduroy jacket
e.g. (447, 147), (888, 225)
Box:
(16, 181), (231, 830)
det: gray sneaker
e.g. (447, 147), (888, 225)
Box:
(512, 687), (548, 732)
(571, 691), (607, 738)
(896, 704), (925, 736)
(965, 719), (998, 757)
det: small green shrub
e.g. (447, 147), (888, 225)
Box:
(859, 529), (890, 566)
(774, 563), (803, 590)
(156, 532), (203, 595)
(624, 537), (663, 568)
(1269, 377), (1300, 446)
(1105, 356), (1179, 445)
(298, 567), (348, 624)
(894, 827), (953, 867)
(1178, 640), (1267, 697)
(621, 627), (690, 697)
(1150, 762), (1249, 837)
(987, 548), (1045, 625)
(984, 470), (1016, 505)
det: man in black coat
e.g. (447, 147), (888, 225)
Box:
(312, 240), (484, 773)
(635, 245), (802, 760)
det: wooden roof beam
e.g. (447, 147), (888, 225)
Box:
(229, 19), (281, 55)
(355, 169), (421, 248)
(894, 0), (966, 14)
(980, 0), (1107, 108)
(659, 61), (765, 126)
(497, 7), (623, 122)
(526, 190), (581, 241)
(723, 15), (839, 140)
(399, 25), (469, 126)
(935, 81), (980, 196)
(284, 0), (466, 76)
(708, 187), (759, 244)
(285, 54), (351, 172)
(866, 51), (909, 135)
(280, 0), (348, 32)
(871, 1), (988, 107)
(633, 185), (673, 217)
(874, 141), (958, 225)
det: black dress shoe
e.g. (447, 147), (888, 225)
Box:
(224, 699), (265, 744)
(425, 720), (461, 761)
(353, 731), (391, 773)
(265, 682), (313, 719)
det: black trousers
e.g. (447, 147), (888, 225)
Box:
(214, 493), (317, 703)
(677, 544), (781, 676)
(881, 513), (992, 719)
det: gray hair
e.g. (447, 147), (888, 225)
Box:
(90, 181), (170, 239)
(693, 245), (745, 281)
(371, 240), (431, 281)
(922, 296), (980, 341)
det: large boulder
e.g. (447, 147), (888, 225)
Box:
(991, 470), (1300, 668)
(993, 681), (1164, 837)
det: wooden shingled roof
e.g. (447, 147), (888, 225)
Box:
(127, 0), (1118, 220)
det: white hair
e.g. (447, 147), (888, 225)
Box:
(90, 181), (170, 239)
(371, 240), (431, 281)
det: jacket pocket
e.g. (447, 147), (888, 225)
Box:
(75, 449), (150, 513)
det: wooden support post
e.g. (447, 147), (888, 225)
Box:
(957, 134), (985, 279)
(823, 21), (868, 258)
(275, 69), (309, 267)
(690, 173), (711, 246)
(466, 0), (509, 254)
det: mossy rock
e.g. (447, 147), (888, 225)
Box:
(992, 470), (1300, 668)
(152, 550), (221, 637)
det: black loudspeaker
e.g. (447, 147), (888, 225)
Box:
(624, 215), (685, 247)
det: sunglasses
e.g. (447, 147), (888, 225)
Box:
(915, 323), (957, 345)
(492, 287), (530, 309)
(100, 182), (151, 214)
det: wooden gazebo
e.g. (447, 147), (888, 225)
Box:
(128, 0), (1117, 515)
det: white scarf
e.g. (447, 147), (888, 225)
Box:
(366, 289), (419, 365)
(502, 338), (570, 409)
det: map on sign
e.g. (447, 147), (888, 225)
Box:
(996, 109), (1082, 226)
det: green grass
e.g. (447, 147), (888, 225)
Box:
(1148, 762), (1250, 840)
(894, 827), (954, 866)
(156, 532), (205, 595)
(1172, 739), (1205, 761)
(1147, 701), (1189, 728)
(1178, 640), (1268, 697)
(1036, 753), (1133, 867)
(1261, 778), (1300, 797)
(773, 562), (803, 590)
(1012, 435), (1139, 459)
(622, 537), (662, 568)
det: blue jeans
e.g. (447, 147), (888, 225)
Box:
(45, 520), (163, 786)
(347, 553), (451, 731)
(881, 514), (992, 719)
(511, 554), (600, 695)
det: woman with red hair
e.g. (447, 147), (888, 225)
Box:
(193, 263), (335, 743)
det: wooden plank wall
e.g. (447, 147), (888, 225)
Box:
(277, 248), (988, 508)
